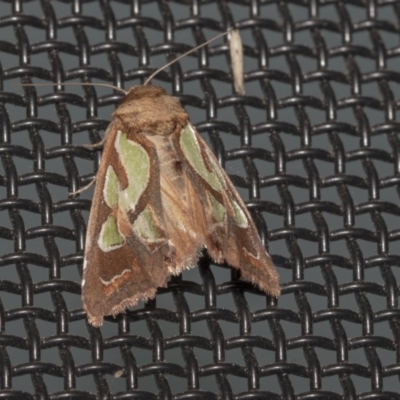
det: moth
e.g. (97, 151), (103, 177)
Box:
(80, 32), (280, 327)
(81, 84), (280, 327)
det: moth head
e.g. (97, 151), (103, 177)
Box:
(113, 85), (188, 136)
(120, 85), (167, 105)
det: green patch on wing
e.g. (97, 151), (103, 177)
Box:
(231, 200), (248, 228)
(204, 147), (227, 190)
(99, 215), (124, 251)
(208, 193), (225, 223)
(116, 131), (150, 212)
(104, 165), (119, 208)
(133, 207), (160, 241)
(180, 125), (225, 192)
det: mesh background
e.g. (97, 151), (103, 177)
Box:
(1, 0), (400, 398)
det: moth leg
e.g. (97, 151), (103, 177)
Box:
(83, 119), (118, 149)
(83, 135), (107, 149)
(70, 177), (96, 195)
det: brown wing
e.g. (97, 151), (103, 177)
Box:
(82, 86), (201, 327)
(172, 123), (280, 298)
(82, 121), (175, 327)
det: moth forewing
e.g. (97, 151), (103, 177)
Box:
(82, 85), (280, 327)
(177, 122), (279, 296)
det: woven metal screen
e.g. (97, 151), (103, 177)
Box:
(1, 0), (400, 398)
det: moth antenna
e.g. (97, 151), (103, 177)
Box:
(70, 177), (97, 196)
(143, 28), (233, 86)
(19, 82), (127, 95)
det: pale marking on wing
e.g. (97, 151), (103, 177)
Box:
(203, 145), (227, 190)
(104, 165), (119, 208)
(115, 131), (150, 212)
(98, 215), (125, 252)
(179, 124), (224, 192)
(133, 207), (160, 241)
(243, 246), (260, 260)
(231, 200), (248, 228)
(100, 268), (132, 285)
(208, 192), (226, 223)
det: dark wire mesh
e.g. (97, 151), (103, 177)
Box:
(1, 0), (400, 398)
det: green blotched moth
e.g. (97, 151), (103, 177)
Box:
(79, 30), (279, 326)
(82, 85), (280, 326)
(19, 29), (280, 326)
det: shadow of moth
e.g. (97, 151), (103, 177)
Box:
(79, 30), (280, 326)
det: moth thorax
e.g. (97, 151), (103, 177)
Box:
(114, 86), (189, 137)
(120, 85), (167, 105)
